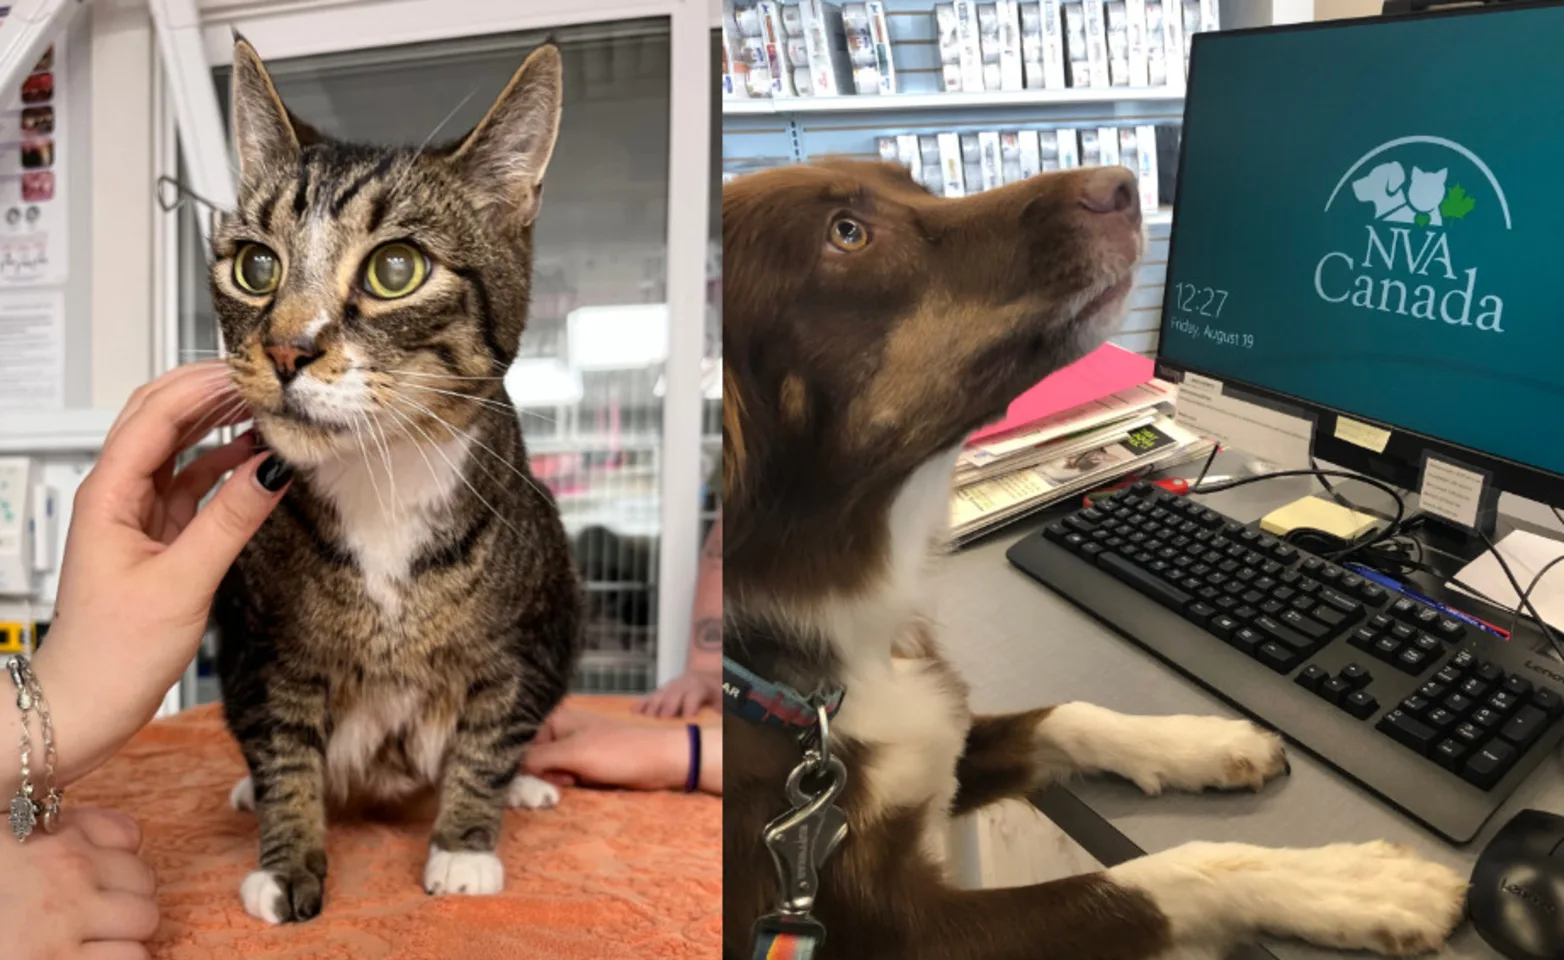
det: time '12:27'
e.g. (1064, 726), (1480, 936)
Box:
(1171, 282), (1229, 318)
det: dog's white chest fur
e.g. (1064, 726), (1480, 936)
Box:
(309, 434), (472, 616)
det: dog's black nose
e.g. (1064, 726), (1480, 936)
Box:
(1080, 167), (1141, 225)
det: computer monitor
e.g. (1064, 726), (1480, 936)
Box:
(1154, 1), (1564, 516)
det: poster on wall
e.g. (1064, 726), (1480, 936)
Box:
(0, 290), (65, 410)
(0, 8), (66, 288)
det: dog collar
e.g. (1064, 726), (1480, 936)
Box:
(722, 657), (844, 732)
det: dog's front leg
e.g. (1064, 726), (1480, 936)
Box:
(1034, 702), (1289, 795)
(953, 703), (1288, 814)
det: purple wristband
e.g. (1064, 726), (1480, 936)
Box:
(685, 723), (701, 793)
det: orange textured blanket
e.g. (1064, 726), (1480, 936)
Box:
(68, 697), (721, 960)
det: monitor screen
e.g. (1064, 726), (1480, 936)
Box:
(1158, 4), (1564, 481)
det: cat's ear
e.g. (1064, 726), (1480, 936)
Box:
(231, 37), (311, 182)
(451, 43), (562, 227)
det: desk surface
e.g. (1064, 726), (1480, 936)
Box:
(931, 465), (1564, 960)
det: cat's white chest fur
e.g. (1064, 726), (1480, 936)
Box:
(309, 433), (472, 617)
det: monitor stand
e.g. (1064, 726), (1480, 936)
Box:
(1402, 510), (1499, 572)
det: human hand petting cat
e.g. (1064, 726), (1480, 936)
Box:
(635, 669), (721, 717)
(4, 362), (292, 794)
(525, 707), (722, 794)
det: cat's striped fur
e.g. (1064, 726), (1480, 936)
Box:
(210, 39), (582, 924)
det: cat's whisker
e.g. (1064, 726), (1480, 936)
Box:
(173, 389), (248, 454)
(385, 390), (550, 503)
(368, 414), (401, 523)
(382, 398), (526, 543)
(383, 86), (485, 200)
(396, 382), (527, 416)
(383, 370), (510, 382)
(351, 412), (389, 517)
(381, 406), (445, 500)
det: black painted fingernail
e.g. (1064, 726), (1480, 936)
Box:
(256, 454), (293, 492)
(1283, 759), (1293, 776)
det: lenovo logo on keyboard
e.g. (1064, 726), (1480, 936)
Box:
(1523, 661), (1564, 687)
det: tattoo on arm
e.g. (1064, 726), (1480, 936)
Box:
(694, 617), (722, 652)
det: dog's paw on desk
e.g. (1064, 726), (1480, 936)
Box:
(1046, 703), (1289, 795)
(1110, 840), (1467, 957)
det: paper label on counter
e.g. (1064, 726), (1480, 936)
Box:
(1334, 416), (1391, 454)
(1418, 456), (1484, 530)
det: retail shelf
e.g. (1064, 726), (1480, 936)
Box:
(724, 85), (1185, 116)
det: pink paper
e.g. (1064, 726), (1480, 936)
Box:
(968, 343), (1154, 443)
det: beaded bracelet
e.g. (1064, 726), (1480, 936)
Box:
(7, 656), (61, 842)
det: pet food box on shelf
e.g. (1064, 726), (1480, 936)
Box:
(730, 0), (796, 97)
(794, 0), (858, 96)
(933, 0), (986, 91)
(1019, 0), (1069, 88)
(843, 1), (898, 94)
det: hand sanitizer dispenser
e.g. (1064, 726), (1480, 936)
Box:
(0, 458), (36, 596)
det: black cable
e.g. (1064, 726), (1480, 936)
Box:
(1309, 455), (1356, 512)
(1192, 468), (1406, 562)
(1552, 505), (1564, 529)
(1189, 442), (1221, 492)
(1507, 554), (1564, 640)
(1477, 530), (1564, 662)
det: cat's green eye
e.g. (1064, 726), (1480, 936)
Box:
(234, 244), (281, 295)
(363, 242), (429, 299)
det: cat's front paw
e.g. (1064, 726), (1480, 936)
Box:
(423, 844), (505, 895)
(240, 862), (326, 924)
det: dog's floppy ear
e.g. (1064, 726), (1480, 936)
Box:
(722, 367), (748, 507)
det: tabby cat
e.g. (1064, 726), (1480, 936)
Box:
(209, 38), (582, 924)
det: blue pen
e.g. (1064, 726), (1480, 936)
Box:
(1344, 563), (1508, 639)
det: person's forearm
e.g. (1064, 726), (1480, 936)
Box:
(688, 516), (723, 673)
(0, 651), (111, 799)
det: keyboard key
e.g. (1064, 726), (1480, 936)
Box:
(1272, 585), (1296, 602)
(1295, 664), (1329, 692)
(1532, 688), (1563, 717)
(1435, 666), (1463, 686)
(1279, 569), (1302, 585)
(1281, 610), (1330, 640)
(1394, 647), (1430, 674)
(1460, 678), (1490, 700)
(1297, 578), (1321, 595)
(1254, 615), (1320, 654)
(1233, 605), (1258, 622)
(1243, 552), (1266, 569)
(1400, 695), (1430, 716)
(1274, 545), (1298, 564)
(1378, 710), (1438, 755)
(1500, 706), (1550, 750)
(1340, 663), (1372, 689)
(1238, 529), (1260, 544)
(1414, 607), (1440, 629)
(1419, 682), (1448, 701)
(1443, 693), (1475, 716)
(1214, 595), (1239, 611)
(1099, 554), (1194, 610)
(1181, 577), (1204, 592)
(1257, 642), (1300, 673)
(1424, 708), (1456, 731)
(1064, 533), (1087, 550)
(1488, 691), (1521, 715)
(1370, 613), (1394, 631)
(1471, 707), (1503, 730)
(1462, 740), (1518, 790)
(1414, 634), (1441, 655)
(1260, 600), (1285, 616)
(1436, 618), (1466, 641)
(1197, 586), (1222, 602)
(1261, 560), (1283, 576)
(1349, 626), (1379, 651)
(1241, 589), (1265, 605)
(1434, 739), (1470, 771)
(1291, 595), (1316, 613)
(1301, 557), (1323, 573)
(1209, 614), (1240, 640)
(1391, 623), (1416, 642)
(1082, 543), (1105, 561)
(1476, 662), (1505, 685)
(1236, 567), (1258, 583)
(1503, 675), (1534, 700)
(1254, 576), (1277, 592)
(1452, 722), (1484, 747)
(1229, 627), (1263, 655)
(1319, 564), (1343, 583)
(1452, 650), (1476, 671)
(1360, 584), (1388, 604)
(1390, 597), (1418, 618)
(1318, 677), (1352, 705)
(1342, 690), (1378, 719)
(1186, 602), (1217, 626)
(1065, 515), (1098, 534)
(1339, 573), (1364, 592)
(1219, 559), (1240, 574)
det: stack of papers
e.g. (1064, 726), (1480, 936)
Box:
(948, 346), (1214, 545)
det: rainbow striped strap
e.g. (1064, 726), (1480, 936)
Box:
(752, 914), (825, 960)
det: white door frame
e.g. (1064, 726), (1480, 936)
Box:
(153, 0), (712, 688)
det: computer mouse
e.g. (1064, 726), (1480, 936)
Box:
(1470, 809), (1564, 960)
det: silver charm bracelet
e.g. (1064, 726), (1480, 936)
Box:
(7, 656), (61, 842)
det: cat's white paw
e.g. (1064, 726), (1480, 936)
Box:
(1111, 840), (1468, 956)
(506, 774), (559, 809)
(230, 776), (255, 812)
(423, 846), (504, 895)
(240, 870), (287, 925)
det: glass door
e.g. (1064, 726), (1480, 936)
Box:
(162, 10), (711, 705)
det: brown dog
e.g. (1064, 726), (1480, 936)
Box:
(722, 160), (1467, 960)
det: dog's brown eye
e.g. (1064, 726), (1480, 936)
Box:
(830, 217), (869, 252)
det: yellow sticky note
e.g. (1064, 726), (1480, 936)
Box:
(1335, 416), (1391, 454)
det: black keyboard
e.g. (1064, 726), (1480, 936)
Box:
(1008, 482), (1564, 844)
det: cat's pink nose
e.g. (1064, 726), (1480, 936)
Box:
(265, 337), (323, 385)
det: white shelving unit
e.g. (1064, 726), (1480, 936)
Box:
(724, 85), (1187, 115)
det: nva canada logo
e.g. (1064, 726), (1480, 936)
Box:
(1312, 136), (1511, 334)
